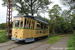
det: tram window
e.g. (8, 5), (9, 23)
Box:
(41, 23), (43, 29)
(32, 22), (35, 29)
(45, 25), (48, 30)
(24, 19), (26, 28)
(15, 21), (19, 27)
(20, 21), (23, 27)
(27, 21), (28, 28)
(33, 22), (35, 29)
(37, 24), (40, 29)
(44, 24), (46, 29)
(37, 22), (40, 29)
(31, 22), (33, 29)
(24, 19), (28, 28)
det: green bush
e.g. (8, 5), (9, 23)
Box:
(67, 31), (75, 50)
(0, 30), (10, 43)
(0, 34), (10, 43)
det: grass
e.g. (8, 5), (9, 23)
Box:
(0, 30), (10, 43)
(0, 30), (5, 36)
(67, 32), (75, 50)
(46, 34), (69, 44)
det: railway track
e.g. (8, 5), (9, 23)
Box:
(0, 38), (50, 50)
(0, 41), (22, 50)
(30, 43), (45, 50)
(8, 44), (22, 50)
(0, 43), (14, 47)
(30, 39), (50, 50)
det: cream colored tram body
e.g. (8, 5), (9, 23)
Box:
(11, 16), (49, 42)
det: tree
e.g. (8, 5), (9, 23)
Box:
(49, 4), (62, 33)
(55, 16), (64, 33)
(61, 10), (71, 22)
(2, 0), (51, 16)
(60, 0), (75, 9)
(71, 14), (75, 30)
(0, 23), (6, 30)
(49, 5), (61, 19)
(60, 0), (75, 30)
(60, 0), (75, 15)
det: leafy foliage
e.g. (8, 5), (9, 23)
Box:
(67, 32), (75, 50)
(48, 4), (74, 34)
(0, 23), (6, 30)
(71, 14), (75, 30)
(60, 0), (75, 10)
(49, 4), (62, 19)
(2, 0), (51, 16)
(0, 30), (10, 43)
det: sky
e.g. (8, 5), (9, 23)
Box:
(0, 0), (68, 24)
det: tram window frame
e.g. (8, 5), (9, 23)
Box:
(20, 21), (23, 27)
(31, 21), (33, 29)
(41, 23), (43, 29)
(15, 20), (20, 27)
(37, 22), (40, 29)
(29, 21), (31, 28)
(33, 22), (35, 29)
(27, 20), (29, 28)
(24, 18), (29, 28)
(24, 18), (27, 28)
(44, 24), (47, 30)
(31, 21), (35, 29)
(45, 25), (48, 30)
(20, 18), (23, 28)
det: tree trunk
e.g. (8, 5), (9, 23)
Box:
(31, 0), (33, 16)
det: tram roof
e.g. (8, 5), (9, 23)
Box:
(14, 15), (49, 24)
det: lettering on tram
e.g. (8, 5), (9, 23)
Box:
(11, 16), (49, 42)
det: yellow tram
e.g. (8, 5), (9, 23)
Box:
(11, 15), (49, 42)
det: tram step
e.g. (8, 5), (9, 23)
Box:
(25, 38), (34, 42)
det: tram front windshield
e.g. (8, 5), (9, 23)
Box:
(15, 21), (19, 27)
(13, 17), (23, 27)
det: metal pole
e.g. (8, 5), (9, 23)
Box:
(53, 17), (55, 33)
(8, 0), (10, 38)
(6, 0), (12, 39)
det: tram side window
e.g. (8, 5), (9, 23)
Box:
(15, 21), (19, 27)
(37, 22), (40, 29)
(20, 21), (23, 27)
(24, 19), (29, 28)
(41, 23), (43, 29)
(44, 24), (46, 29)
(24, 19), (26, 28)
(31, 22), (35, 29)
(45, 25), (48, 30)
(27, 21), (29, 28)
